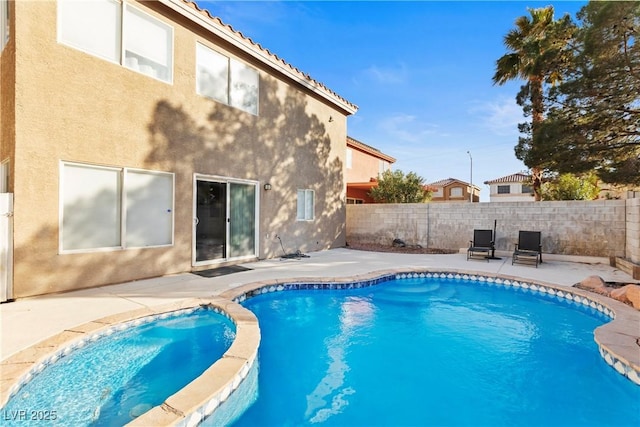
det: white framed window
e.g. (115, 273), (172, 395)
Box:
(230, 58), (258, 114)
(346, 198), (363, 205)
(57, 0), (173, 83)
(297, 189), (314, 221)
(497, 185), (511, 194)
(346, 148), (353, 169)
(521, 184), (533, 194)
(58, 0), (121, 63)
(123, 4), (173, 82)
(450, 187), (463, 197)
(196, 43), (229, 104)
(0, 159), (9, 192)
(196, 42), (259, 115)
(379, 160), (390, 175)
(60, 162), (174, 253)
(125, 169), (174, 247)
(1, 0), (9, 52)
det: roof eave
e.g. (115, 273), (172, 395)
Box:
(347, 137), (396, 163)
(160, 0), (359, 115)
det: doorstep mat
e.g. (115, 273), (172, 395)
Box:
(192, 265), (253, 278)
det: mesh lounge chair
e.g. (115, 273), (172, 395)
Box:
(467, 229), (494, 262)
(512, 231), (542, 267)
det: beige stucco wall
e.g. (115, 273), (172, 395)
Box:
(347, 200), (627, 258)
(10, 0), (349, 297)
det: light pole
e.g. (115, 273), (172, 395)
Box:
(467, 151), (473, 203)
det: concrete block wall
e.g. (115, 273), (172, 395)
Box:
(347, 200), (627, 258)
(627, 198), (640, 264)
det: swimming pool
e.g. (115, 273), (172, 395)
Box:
(231, 275), (640, 426)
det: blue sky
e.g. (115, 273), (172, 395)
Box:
(197, 1), (587, 201)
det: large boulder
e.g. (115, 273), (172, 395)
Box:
(575, 275), (608, 295)
(610, 285), (640, 310)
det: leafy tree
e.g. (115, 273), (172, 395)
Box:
(368, 170), (431, 203)
(535, 1), (640, 186)
(540, 172), (600, 201)
(493, 6), (576, 200)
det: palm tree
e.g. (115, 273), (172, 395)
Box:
(493, 6), (575, 201)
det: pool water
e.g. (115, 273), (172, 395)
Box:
(3, 307), (235, 426)
(233, 277), (640, 426)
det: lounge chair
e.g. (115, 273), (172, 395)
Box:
(467, 229), (494, 262)
(512, 231), (542, 267)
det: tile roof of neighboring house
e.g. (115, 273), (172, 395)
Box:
(428, 178), (480, 191)
(347, 136), (396, 163)
(168, 0), (358, 115)
(428, 178), (470, 187)
(484, 172), (530, 185)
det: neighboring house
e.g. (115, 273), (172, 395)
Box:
(0, 0), (357, 298)
(345, 136), (395, 204)
(428, 178), (480, 202)
(484, 173), (534, 202)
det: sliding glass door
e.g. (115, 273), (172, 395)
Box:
(229, 182), (256, 258)
(194, 176), (258, 265)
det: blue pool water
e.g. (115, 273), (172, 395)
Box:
(2, 307), (235, 426)
(233, 277), (640, 427)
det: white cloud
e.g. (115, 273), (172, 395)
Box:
(468, 96), (524, 137)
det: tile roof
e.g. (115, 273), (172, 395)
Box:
(172, 0), (358, 115)
(484, 172), (530, 184)
(428, 178), (480, 190)
(429, 178), (465, 187)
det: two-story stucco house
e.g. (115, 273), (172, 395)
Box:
(345, 136), (395, 204)
(484, 173), (534, 202)
(428, 178), (480, 203)
(0, 0), (357, 299)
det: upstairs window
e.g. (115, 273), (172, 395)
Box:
(346, 148), (353, 169)
(297, 189), (314, 221)
(521, 184), (533, 194)
(1, 0), (9, 52)
(58, 0), (173, 83)
(450, 187), (463, 197)
(58, 0), (120, 62)
(123, 4), (173, 82)
(497, 185), (511, 194)
(197, 42), (259, 115)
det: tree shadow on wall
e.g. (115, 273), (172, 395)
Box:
(11, 77), (345, 298)
(145, 77), (346, 259)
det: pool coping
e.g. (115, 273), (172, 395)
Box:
(1, 268), (638, 426)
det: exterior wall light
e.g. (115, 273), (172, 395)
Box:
(264, 183), (272, 191)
